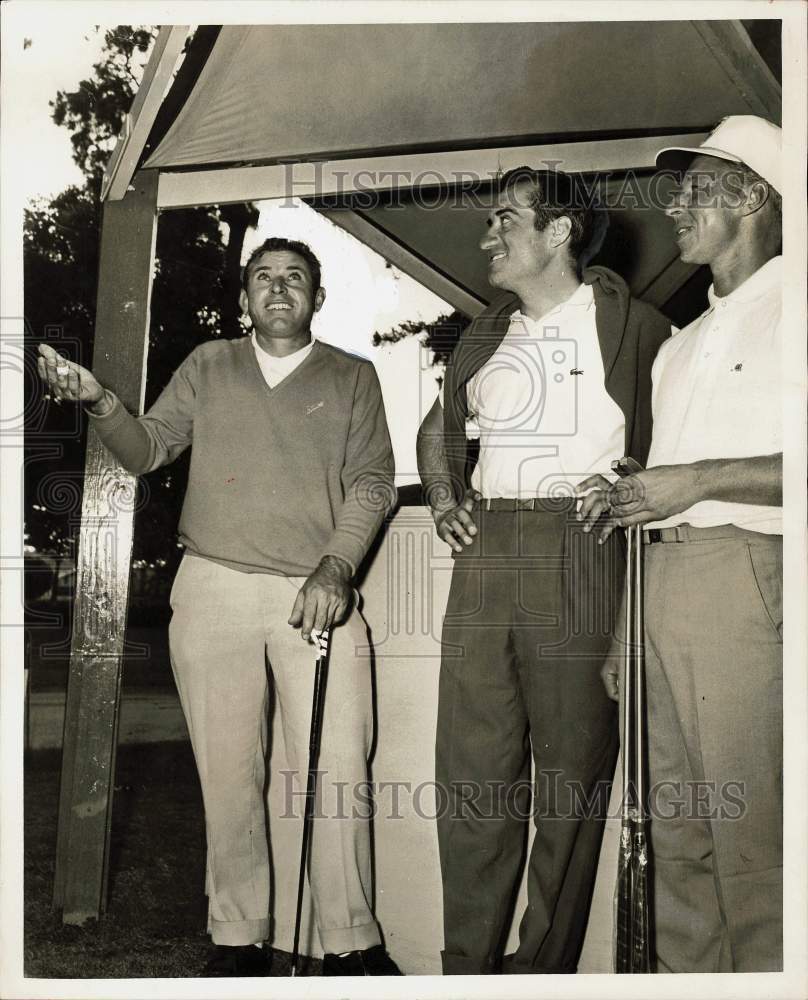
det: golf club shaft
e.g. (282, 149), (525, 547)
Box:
(633, 526), (645, 818)
(291, 629), (331, 976)
(621, 525), (634, 815)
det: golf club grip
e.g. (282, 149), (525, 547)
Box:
(611, 456), (644, 479)
(308, 630), (330, 760)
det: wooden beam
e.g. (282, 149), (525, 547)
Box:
(53, 171), (159, 924)
(637, 254), (700, 310)
(156, 133), (710, 210)
(320, 208), (484, 317)
(692, 20), (781, 123)
(102, 26), (190, 203)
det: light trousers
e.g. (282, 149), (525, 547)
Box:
(641, 527), (782, 972)
(168, 553), (381, 953)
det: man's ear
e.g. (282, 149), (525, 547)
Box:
(314, 287), (326, 313)
(550, 216), (573, 249)
(239, 288), (248, 315)
(742, 179), (770, 217)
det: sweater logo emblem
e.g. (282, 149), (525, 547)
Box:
(731, 362), (743, 372)
(570, 368), (584, 376)
(306, 400), (324, 415)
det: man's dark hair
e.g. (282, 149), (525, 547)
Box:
(497, 166), (607, 271)
(241, 237), (322, 292)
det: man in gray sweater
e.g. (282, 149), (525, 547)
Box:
(38, 238), (400, 977)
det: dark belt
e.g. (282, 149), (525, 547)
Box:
(644, 527), (687, 544)
(475, 497), (573, 512)
(644, 524), (778, 544)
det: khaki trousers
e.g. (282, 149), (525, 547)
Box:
(168, 554), (381, 953)
(641, 527), (782, 972)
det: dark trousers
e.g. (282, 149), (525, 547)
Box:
(436, 504), (621, 974)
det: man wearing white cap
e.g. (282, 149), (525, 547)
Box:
(578, 115), (783, 972)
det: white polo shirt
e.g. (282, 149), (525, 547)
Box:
(646, 255), (782, 534)
(459, 282), (626, 499)
(251, 333), (314, 388)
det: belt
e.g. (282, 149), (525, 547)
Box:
(644, 524), (778, 544)
(475, 497), (573, 512)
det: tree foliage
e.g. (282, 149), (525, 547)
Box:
(24, 26), (258, 563)
(51, 27), (154, 195)
(373, 309), (468, 385)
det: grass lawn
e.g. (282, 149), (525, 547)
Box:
(24, 741), (320, 979)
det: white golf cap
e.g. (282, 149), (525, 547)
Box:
(656, 115), (782, 193)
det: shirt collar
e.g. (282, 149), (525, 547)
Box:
(251, 332), (315, 364)
(707, 255), (781, 309)
(509, 281), (594, 327)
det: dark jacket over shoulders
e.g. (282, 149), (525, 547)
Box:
(442, 266), (672, 502)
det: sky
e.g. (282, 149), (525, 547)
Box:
(13, 25), (107, 201)
(10, 20), (451, 483)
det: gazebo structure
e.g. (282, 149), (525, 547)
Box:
(53, 17), (781, 971)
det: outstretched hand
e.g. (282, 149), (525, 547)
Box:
(37, 344), (105, 407)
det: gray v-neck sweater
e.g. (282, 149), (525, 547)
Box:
(90, 337), (395, 577)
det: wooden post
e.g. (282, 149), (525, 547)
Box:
(53, 170), (159, 924)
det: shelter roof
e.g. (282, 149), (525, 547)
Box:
(105, 19), (781, 314)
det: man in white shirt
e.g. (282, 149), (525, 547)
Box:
(417, 167), (671, 974)
(578, 116), (783, 972)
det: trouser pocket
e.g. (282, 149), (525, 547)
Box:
(744, 540), (783, 640)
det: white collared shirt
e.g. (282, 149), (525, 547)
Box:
(251, 333), (314, 388)
(463, 282), (626, 498)
(646, 255), (782, 533)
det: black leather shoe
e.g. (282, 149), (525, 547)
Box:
(202, 944), (272, 977)
(322, 945), (402, 975)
